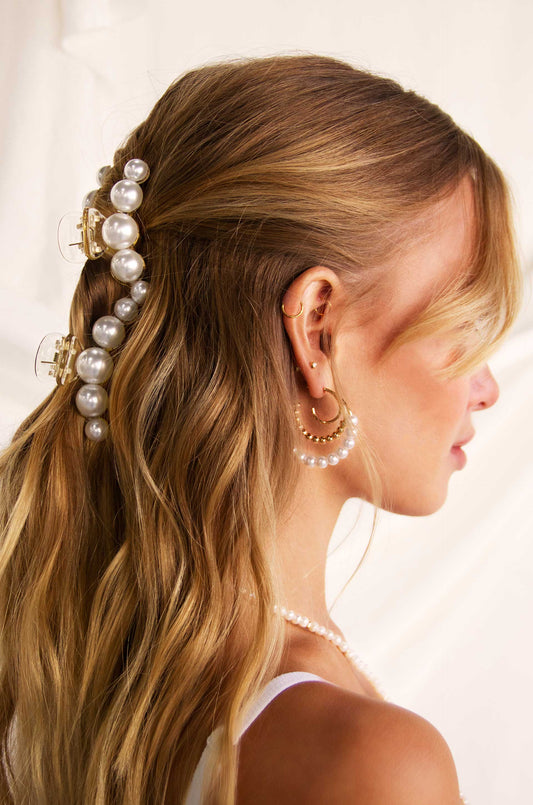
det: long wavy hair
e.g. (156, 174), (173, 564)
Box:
(0, 54), (522, 804)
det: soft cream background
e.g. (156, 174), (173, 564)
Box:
(1, 1), (532, 802)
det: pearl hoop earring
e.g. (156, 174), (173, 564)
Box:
(281, 298), (358, 468)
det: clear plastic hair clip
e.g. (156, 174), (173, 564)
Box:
(57, 207), (106, 262)
(57, 165), (113, 263)
(34, 333), (82, 385)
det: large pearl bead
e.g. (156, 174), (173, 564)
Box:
(114, 297), (138, 322)
(110, 179), (143, 213)
(130, 279), (149, 305)
(102, 213), (139, 250)
(123, 158), (150, 183)
(110, 249), (145, 283)
(92, 315), (126, 349)
(75, 383), (108, 417)
(75, 347), (113, 384)
(85, 417), (109, 441)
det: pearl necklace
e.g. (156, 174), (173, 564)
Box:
(273, 604), (388, 701)
(243, 592), (468, 802)
(274, 604), (469, 804)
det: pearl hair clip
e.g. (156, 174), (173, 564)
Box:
(34, 158), (150, 441)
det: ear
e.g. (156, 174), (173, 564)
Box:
(281, 266), (341, 400)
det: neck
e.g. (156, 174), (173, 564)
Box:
(275, 466), (348, 631)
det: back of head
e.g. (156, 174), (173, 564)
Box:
(0, 54), (521, 804)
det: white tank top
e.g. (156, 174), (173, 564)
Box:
(184, 671), (331, 804)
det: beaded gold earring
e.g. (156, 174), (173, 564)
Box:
(293, 387), (358, 468)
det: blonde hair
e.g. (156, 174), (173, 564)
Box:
(0, 54), (522, 804)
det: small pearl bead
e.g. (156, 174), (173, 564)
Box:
(327, 454), (339, 465)
(130, 279), (149, 305)
(97, 165), (111, 186)
(85, 417), (109, 441)
(114, 297), (138, 323)
(83, 189), (97, 208)
(123, 158), (150, 183)
(336, 447), (349, 459)
(316, 456), (328, 468)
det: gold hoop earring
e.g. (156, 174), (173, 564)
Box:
(294, 402), (347, 442)
(281, 301), (303, 318)
(311, 387), (344, 424)
(313, 300), (332, 317)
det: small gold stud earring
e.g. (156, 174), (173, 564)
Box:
(309, 361), (318, 369)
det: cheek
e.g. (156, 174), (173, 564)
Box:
(370, 358), (470, 449)
(337, 331), (470, 458)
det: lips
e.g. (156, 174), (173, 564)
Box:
(452, 432), (475, 449)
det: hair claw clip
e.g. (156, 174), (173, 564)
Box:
(34, 333), (82, 385)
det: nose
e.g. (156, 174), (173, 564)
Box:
(469, 363), (500, 411)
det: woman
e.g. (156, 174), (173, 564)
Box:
(0, 54), (522, 804)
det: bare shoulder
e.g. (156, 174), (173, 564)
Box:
(236, 680), (462, 804)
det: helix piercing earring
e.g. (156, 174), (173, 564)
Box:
(281, 301), (303, 318)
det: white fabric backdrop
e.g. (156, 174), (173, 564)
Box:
(1, 1), (532, 802)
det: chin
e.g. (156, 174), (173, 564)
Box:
(382, 485), (449, 517)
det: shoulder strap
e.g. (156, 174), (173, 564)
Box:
(239, 671), (331, 737)
(185, 673), (331, 804)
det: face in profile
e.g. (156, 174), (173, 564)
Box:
(334, 175), (500, 516)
